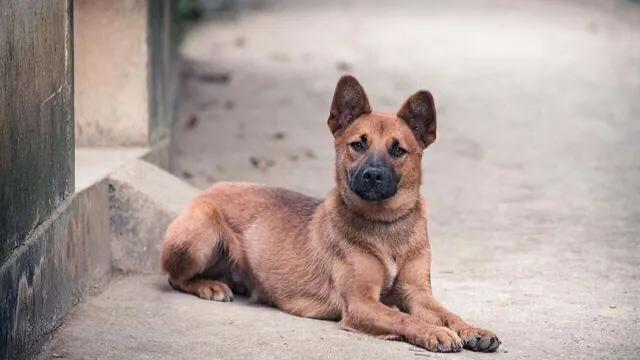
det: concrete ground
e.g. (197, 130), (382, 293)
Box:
(40, 1), (640, 359)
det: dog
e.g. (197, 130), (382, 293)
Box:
(161, 75), (500, 353)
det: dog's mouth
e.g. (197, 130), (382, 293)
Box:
(351, 186), (397, 202)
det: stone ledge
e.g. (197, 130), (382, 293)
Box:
(75, 147), (148, 192)
(108, 159), (199, 273)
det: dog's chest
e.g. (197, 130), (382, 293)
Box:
(381, 256), (398, 290)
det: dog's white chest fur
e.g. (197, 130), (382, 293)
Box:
(382, 257), (398, 289)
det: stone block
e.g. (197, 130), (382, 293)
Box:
(108, 160), (199, 273)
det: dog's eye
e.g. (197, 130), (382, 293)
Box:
(390, 144), (407, 159)
(349, 141), (365, 153)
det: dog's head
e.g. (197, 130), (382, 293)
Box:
(328, 75), (436, 221)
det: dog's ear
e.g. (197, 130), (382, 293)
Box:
(397, 90), (437, 148)
(328, 75), (371, 134)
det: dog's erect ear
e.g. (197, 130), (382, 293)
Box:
(397, 90), (437, 148)
(328, 75), (371, 134)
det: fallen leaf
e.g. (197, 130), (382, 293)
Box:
(271, 131), (287, 140)
(185, 114), (198, 129)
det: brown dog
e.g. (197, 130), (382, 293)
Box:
(161, 75), (500, 353)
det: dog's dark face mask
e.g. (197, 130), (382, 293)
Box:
(349, 154), (399, 202)
(327, 75), (437, 220)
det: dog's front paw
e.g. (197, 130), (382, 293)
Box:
(415, 327), (463, 353)
(458, 327), (500, 352)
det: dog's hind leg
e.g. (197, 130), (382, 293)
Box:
(168, 277), (233, 302)
(161, 202), (236, 302)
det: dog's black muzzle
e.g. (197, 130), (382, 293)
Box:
(349, 155), (399, 202)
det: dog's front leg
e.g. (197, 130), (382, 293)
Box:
(396, 253), (501, 352)
(336, 255), (462, 353)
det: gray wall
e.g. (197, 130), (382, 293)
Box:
(148, 0), (177, 146)
(0, 0), (74, 267)
(0, 0), (74, 358)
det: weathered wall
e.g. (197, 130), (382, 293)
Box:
(0, 1), (76, 357)
(0, 0), (74, 268)
(148, 0), (177, 146)
(0, 182), (111, 359)
(74, 0), (176, 147)
(73, 0), (149, 146)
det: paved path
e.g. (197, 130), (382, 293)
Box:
(42, 1), (640, 359)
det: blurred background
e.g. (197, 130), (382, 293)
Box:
(173, 0), (640, 356)
(1, 0), (639, 359)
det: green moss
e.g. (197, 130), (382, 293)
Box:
(177, 0), (203, 21)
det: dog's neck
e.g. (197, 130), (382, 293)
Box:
(328, 187), (421, 226)
(320, 188), (423, 252)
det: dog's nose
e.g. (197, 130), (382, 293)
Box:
(350, 158), (399, 202)
(362, 167), (384, 183)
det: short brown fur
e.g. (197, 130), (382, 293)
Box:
(162, 75), (500, 353)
